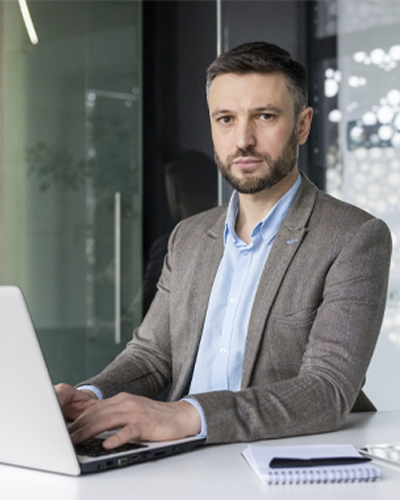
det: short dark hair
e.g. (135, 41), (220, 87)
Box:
(206, 41), (308, 115)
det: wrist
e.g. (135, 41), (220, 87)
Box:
(176, 400), (202, 436)
(76, 384), (103, 400)
(80, 389), (99, 400)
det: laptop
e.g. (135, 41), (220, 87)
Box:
(0, 286), (205, 476)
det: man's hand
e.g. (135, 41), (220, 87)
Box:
(55, 383), (99, 422)
(68, 393), (202, 449)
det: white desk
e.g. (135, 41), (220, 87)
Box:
(2, 411), (400, 500)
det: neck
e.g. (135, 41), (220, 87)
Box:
(235, 168), (298, 244)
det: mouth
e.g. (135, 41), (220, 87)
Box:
(232, 157), (263, 170)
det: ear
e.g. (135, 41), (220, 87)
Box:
(297, 107), (313, 145)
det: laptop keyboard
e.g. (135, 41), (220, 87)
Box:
(74, 437), (147, 457)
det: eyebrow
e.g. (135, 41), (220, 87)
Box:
(211, 105), (282, 119)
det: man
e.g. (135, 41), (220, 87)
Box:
(57, 42), (392, 450)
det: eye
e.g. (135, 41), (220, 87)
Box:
(218, 116), (232, 125)
(259, 113), (274, 121)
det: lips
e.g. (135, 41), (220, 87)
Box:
(232, 158), (263, 169)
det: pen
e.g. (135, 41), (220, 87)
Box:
(269, 456), (372, 469)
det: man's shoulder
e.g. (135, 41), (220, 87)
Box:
(300, 173), (385, 226)
(315, 188), (384, 227)
(166, 206), (227, 266)
(175, 205), (228, 237)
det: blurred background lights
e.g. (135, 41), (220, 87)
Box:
(324, 69), (341, 98)
(362, 111), (377, 126)
(371, 48), (385, 65)
(354, 51), (367, 63)
(377, 105), (395, 124)
(348, 76), (367, 88)
(378, 125), (394, 141)
(325, 78), (339, 98)
(354, 148), (368, 160)
(353, 46), (400, 71)
(370, 147), (383, 159)
(390, 45), (400, 61)
(350, 125), (364, 144)
(328, 109), (342, 123)
(387, 89), (400, 106)
(394, 114), (400, 130)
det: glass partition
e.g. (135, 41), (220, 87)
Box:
(324, 1), (400, 409)
(0, 1), (142, 384)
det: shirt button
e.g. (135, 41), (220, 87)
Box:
(220, 348), (227, 354)
(230, 297), (237, 304)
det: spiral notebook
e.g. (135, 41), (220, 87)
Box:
(242, 443), (380, 485)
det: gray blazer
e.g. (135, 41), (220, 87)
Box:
(84, 174), (392, 444)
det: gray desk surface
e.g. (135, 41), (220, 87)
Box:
(2, 410), (400, 500)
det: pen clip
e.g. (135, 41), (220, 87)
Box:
(269, 456), (372, 469)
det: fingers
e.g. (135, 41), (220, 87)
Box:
(54, 383), (99, 422)
(68, 393), (202, 449)
(69, 397), (140, 446)
(69, 393), (156, 446)
(103, 425), (139, 449)
(54, 383), (75, 407)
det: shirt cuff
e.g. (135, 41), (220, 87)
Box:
(182, 397), (207, 439)
(76, 384), (104, 400)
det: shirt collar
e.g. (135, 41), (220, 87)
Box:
(224, 173), (302, 246)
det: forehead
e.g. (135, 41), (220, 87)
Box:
(208, 72), (294, 112)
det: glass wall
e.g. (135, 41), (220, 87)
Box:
(0, 1), (142, 384)
(321, 1), (400, 409)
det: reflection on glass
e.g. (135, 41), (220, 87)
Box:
(141, 151), (217, 315)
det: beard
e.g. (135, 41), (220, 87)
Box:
(215, 127), (298, 194)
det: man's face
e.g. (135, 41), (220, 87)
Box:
(208, 72), (309, 194)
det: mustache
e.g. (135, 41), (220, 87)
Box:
(228, 147), (272, 164)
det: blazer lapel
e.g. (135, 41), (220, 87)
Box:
(173, 209), (226, 397)
(241, 174), (318, 388)
(189, 213), (226, 348)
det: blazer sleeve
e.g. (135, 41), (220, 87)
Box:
(189, 216), (392, 444)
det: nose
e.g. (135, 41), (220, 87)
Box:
(235, 120), (256, 151)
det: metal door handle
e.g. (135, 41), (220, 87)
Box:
(114, 192), (121, 344)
